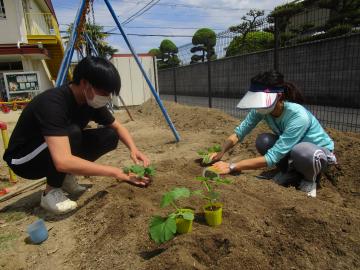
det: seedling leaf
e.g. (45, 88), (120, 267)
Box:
(123, 165), (156, 178)
(149, 216), (177, 244)
(171, 187), (191, 200)
(160, 187), (191, 208)
(181, 211), (194, 221)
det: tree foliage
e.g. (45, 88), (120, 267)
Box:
(269, 0), (360, 46)
(149, 39), (180, 69)
(190, 28), (217, 64)
(226, 31), (274, 57)
(65, 23), (117, 59)
(226, 9), (269, 57)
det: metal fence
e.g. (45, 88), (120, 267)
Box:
(158, 9), (360, 133)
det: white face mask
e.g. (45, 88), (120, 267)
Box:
(256, 99), (277, 115)
(84, 87), (110, 109)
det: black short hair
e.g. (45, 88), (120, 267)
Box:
(72, 56), (121, 95)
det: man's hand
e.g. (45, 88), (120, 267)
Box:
(114, 169), (150, 188)
(125, 173), (150, 188)
(212, 161), (231, 175)
(130, 149), (150, 167)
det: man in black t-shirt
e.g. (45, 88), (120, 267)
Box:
(3, 57), (150, 214)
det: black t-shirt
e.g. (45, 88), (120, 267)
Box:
(4, 84), (114, 161)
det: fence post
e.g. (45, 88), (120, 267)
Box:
(173, 66), (177, 103)
(207, 59), (212, 108)
(274, 16), (280, 71)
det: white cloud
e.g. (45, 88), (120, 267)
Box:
(53, 0), (287, 53)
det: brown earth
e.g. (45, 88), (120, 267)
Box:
(0, 100), (359, 270)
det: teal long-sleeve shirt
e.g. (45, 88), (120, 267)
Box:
(234, 101), (334, 167)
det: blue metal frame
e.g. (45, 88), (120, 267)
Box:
(85, 33), (99, 56)
(103, 0), (180, 142)
(54, 0), (180, 141)
(55, 0), (87, 86)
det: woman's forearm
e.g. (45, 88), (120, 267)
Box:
(221, 133), (239, 154)
(233, 156), (267, 171)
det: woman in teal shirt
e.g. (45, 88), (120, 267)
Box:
(212, 70), (336, 197)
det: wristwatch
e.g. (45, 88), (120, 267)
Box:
(229, 163), (237, 173)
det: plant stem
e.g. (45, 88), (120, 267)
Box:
(170, 201), (179, 211)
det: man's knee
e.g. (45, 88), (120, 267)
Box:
(104, 128), (119, 150)
(67, 124), (82, 154)
(255, 133), (278, 155)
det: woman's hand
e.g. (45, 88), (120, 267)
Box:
(130, 149), (150, 167)
(212, 161), (231, 175)
(209, 152), (224, 163)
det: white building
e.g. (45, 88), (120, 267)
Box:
(111, 53), (158, 107)
(0, 0), (64, 100)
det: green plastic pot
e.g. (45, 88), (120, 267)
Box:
(203, 203), (223, 226)
(176, 209), (194, 234)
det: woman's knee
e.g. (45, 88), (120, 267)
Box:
(255, 133), (278, 155)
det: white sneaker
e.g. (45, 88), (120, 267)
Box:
(299, 180), (317, 198)
(62, 174), (86, 195)
(40, 188), (77, 214)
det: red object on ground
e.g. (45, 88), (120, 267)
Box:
(0, 188), (10, 196)
(0, 121), (7, 130)
(1, 105), (10, 114)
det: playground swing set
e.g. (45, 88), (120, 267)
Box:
(0, 0), (180, 198)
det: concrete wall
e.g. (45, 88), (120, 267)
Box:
(0, 0), (27, 44)
(159, 33), (360, 108)
(111, 55), (157, 106)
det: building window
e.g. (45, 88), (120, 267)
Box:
(0, 0), (6, 19)
(0, 62), (23, 71)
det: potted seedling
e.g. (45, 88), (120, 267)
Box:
(195, 175), (232, 226)
(149, 187), (197, 244)
(123, 165), (156, 179)
(197, 144), (222, 165)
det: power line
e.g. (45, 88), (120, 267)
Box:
(122, 0), (160, 25)
(106, 32), (193, 37)
(59, 23), (224, 31)
(120, 1), (272, 11)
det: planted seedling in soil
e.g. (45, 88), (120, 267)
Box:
(195, 175), (232, 226)
(123, 165), (156, 178)
(149, 187), (197, 244)
(197, 144), (222, 164)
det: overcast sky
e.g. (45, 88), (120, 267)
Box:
(53, 0), (287, 54)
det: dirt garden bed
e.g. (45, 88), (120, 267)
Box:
(0, 100), (359, 270)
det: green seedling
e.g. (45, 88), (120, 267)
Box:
(195, 175), (232, 210)
(123, 165), (156, 178)
(149, 187), (197, 244)
(197, 144), (222, 164)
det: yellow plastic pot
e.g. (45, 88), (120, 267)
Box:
(176, 209), (194, 234)
(203, 203), (223, 226)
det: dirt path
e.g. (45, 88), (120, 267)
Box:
(0, 101), (359, 270)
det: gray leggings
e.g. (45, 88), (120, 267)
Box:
(255, 133), (336, 182)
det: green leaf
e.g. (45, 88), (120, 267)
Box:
(192, 190), (203, 196)
(144, 166), (156, 176)
(208, 191), (220, 201)
(214, 177), (233, 184)
(160, 187), (191, 208)
(160, 191), (174, 208)
(197, 150), (207, 156)
(171, 187), (191, 200)
(149, 216), (177, 244)
(195, 176), (208, 182)
(202, 154), (212, 164)
(181, 211), (194, 221)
